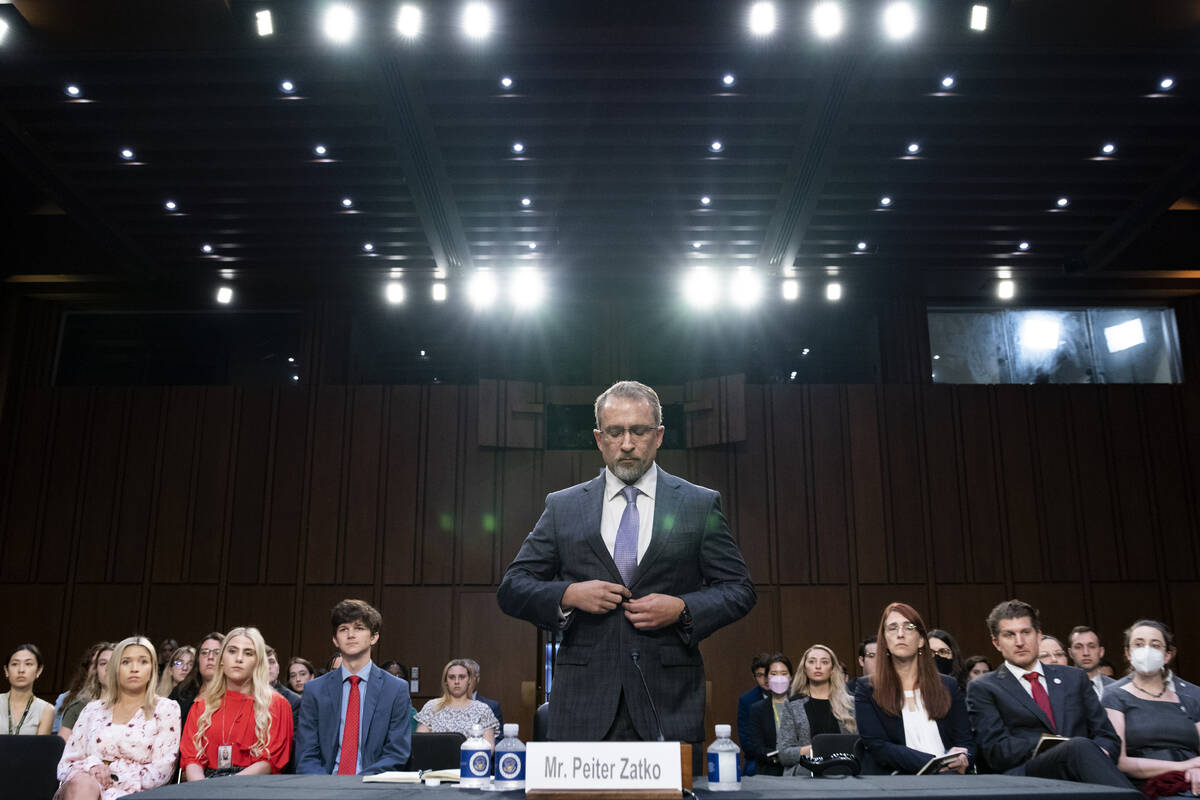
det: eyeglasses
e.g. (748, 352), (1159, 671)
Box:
(599, 425), (659, 441)
(172, 660), (193, 669)
(931, 647), (953, 658)
(885, 622), (918, 635)
(198, 649), (221, 658)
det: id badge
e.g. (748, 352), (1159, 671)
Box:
(217, 745), (232, 769)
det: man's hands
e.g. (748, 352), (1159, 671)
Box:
(562, 580), (631, 614)
(624, 594), (685, 630)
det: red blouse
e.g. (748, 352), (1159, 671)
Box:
(179, 690), (293, 774)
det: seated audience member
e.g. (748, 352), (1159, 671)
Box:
(60, 644), (115, 741)
(265, 646), (301, 719)
(1098, 658), (1117, 679)
(964, 655), (992, 683)
(416, 659), (497, 744)
(854, 603), (973, 774)
(966, 599), (1131, 788)
(1069, 626), (1116, 700)
(736, 652), (772, 776)
(463, 657), (503, 733)
(56, 636), (180, 799)
(295, 599), (412, 775)
(155, 639), (178, 678)
(2, 643), (55, 734)
(157, 645), (195, 699)
(744, 654), (792, 776)
(858, 636), (878, 681)
(170, 632), (223, 725)
(777, 645), (857, 774)
(1103, 619), (1200, 794)
(180, 627), (293, 779)
(1038, 634), (1069, 666)
(287, 657), (316, 694)
(381, 660), (405, 678)
(928, 628), (967, 690)
(54, 643), (113, 735)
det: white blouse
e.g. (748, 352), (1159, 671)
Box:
(901, 690), (946, 756)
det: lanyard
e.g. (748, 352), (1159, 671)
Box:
(7, 694), (34, 735)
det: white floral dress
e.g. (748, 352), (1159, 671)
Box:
(415, 699), (498, 737)
(57, 696), (181, 800)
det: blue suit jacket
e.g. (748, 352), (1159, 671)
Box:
(854, 674), (975, 774)
(477, 694), (503, 732)
(737, 686), (768, 775)
(966, 663), (1120, 774)
(295, 663), (412, 775)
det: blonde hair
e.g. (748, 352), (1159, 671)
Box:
(791, 644), (857, 734)
(191, 627), (275, 758)
(434, 659), (473, 713)
(100, 637), (159, 718)
(158, 645), (196, 697)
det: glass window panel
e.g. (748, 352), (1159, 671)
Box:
(1004, 309), (1093, 384)
(1090, 308), (1181, 384)
(928, 311), (1006, 384)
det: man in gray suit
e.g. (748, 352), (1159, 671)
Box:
(498, 380), (755, 758)
(1068, 626), (1116, 700)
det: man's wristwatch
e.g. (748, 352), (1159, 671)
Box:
(678, 603), (694, 630)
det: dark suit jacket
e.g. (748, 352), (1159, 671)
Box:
(737, 686), (768, 775)
(746, 698), (783, 776)
(274, 681), (302, 719)
(854, 674), (975, 774)
(497, 466), (756, 742)
(966, 663), (1120, 775)
(476, 694), (503, 732)
(294, 663), (413, 775)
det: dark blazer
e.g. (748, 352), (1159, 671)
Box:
(737, 686), (768, 775)
(295, 663), (413, 775)
(746, 698), (783, 776)
(498, 466), (756, 742)
(476, 694), (503, 732)
(854, 674), (975, 774)
(966, 663), (1120, 774)
(274, 681), (302, 720)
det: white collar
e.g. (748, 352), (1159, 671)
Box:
(604, 462), (658, 503)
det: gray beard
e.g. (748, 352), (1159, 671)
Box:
(612, 461), (648, 484)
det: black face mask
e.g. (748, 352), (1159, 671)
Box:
(934, 655), (954, 675)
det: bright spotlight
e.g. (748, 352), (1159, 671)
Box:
(906, 141), (921, 155)
(722, 73), (736, 87)
(997, 279), (1015, 300)
(1056, 196), (1070, 208)
(385, 282), (406, 305)
(748, 2), (777, 36)
(682, 268), (719, 309)
(509, 269), (546, 310)
(1101, 143), (1116, 155)
(462, 2), (494, 40)
(65, 84), (82, 97)
(468, 271), (499, 309)
(500, 76), (513, 89)
(825, 281), (843, 301)
(216, 286), (234, 304)
(362, 242), (374, 252)
(341, 197), (353, 208)
(940, 75), (955, 89)
(0, 19), (9, 44)
(520, 197), (532, 208)
(882, 2), (917, 40)
(322, 4), (357, 44)
(969, 4), (988, 31)
(879, 195), (892, 207)
(730, 270), (763, 309)
(1019, 315), (1061, 352)
(431, 282), (447, 302)
(314, 144), (327, 156)
(201, 243), (214, 254)
(1159, 77), (1175, 91)
(512, 142), (524, 154)
(280, 79), (295, 93)
(856, 241), (868, 251)
(781, 279), (800, 301)
(256, 9), (274, 36)
(1018, 241), (1030, 251)
(396, 4), (422, 38)
(1104, 319), (1146, 353)
(812, 2), (844, 39)
(699, 195), (712, 207)
(164, 200), (177, 211)
(710, 141), (723, 152)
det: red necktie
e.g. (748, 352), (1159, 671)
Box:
(337, 675), (362, 775)
(1023, 672), (1056, 732)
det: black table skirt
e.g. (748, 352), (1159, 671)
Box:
(135, 773), (1143, 800)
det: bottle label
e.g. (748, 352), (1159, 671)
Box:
(496, 751), (526, 781)
(461, 748), (492, 779)
(707, 751), (740, 784)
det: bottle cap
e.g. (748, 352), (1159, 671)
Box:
(715, 724), (731, 737)
(503, 723), (519, 738)
(470, 723), (483, 737)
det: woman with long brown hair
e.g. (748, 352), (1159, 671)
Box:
(854, 602), (974, 774)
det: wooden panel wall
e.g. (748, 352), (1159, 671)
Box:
(4, 380), (1200, 741)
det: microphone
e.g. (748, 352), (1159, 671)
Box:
(630, 650), (665, 742)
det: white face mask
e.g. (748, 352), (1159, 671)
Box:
(768, 675), (791, 695)
(1130, 646), (1165, 675)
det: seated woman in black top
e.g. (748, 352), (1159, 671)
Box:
(775, 644), (856, 775)
(854, 602), (974, 774)
(745, 653), (794, 776)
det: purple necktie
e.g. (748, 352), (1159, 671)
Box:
(613, 486), (640, 585)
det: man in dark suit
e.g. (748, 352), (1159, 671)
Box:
(736, 653), (771, 775)
(966, 599), (1131, 788)
(498, 380), (755, 759)
(295, 599), (412, 775)
(1068, 626), (1116, 700)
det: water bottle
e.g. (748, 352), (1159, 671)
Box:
(493, 723), (526, 790)
(460, 723), (492, 788)
(707, 724), (742, 791)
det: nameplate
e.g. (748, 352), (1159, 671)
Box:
(526, 742), (682, 794)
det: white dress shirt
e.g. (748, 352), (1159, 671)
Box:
(901, 690), (946, 757)
(601, 463), (657, 565)
(1004, 660), (1046, 699)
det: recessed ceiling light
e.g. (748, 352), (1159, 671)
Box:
(313, 144), (327, 156)
(906, 142), (921, 155)
(291, 374), (300, 382)
(722, 73), (736, 87)
(969, 4), (988, 31)
(1159, 77), (1175, 91)
(65, 84), (82, 98)
(120, 148), (135, 160)
(201, 243), (214, 254)
(812, 2), (844, 39)
(781, 279), (800, 301)
(997, 279), (1015, 300)
(710, 141), (723, 152)
(500, 75), (513, 89)
(216, 286), (234, 304)
(520, 197), (532, 208)
(385, 281), (406, 304)
(856, 241), (868, 251)
(468, 271), (499, 309)
(396, 4), (422, 38)
(256, 9), (274, 37)
(748, 2), (777, 36)
(699, 195), (712, 206)
(879, 195), (893, 207)
(933, 354), (941, 360)
(940, 75), (955, 89)
(825, 281), (843, 302)
(287, 356), (295, 363)
(1018, 241), (1030, 251)
(164, 200), (177, 211)
(882, 1), (917, 40)
(322, 4), (357, 44)
(1101, 142), (1116, 155)
(802, 347), (810, 355)
(692, 241), (702, 249)
(280, 79), (295, 94)
(462, 2), (494, 40)
(511, 142), (524, 154)
(1056, 196), (1070, 208)
(528, 242), (537, 250)
(362, 242), (374, 252)
(432, 282), (447, 302)
(341, 197), (353, 208)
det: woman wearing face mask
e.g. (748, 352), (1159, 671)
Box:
(1102, 620), (1200, 795)
(1038, 634), (1069, 666)
(744, 654), (793, 776)
(927, 629), (966, 691)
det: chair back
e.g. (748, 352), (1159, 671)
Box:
(0, 734), (65, 800)
(533, 702), (550, 742)
(406, 731), (466, 771)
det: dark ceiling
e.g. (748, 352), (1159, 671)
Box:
(1, 0), (1198, 308)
